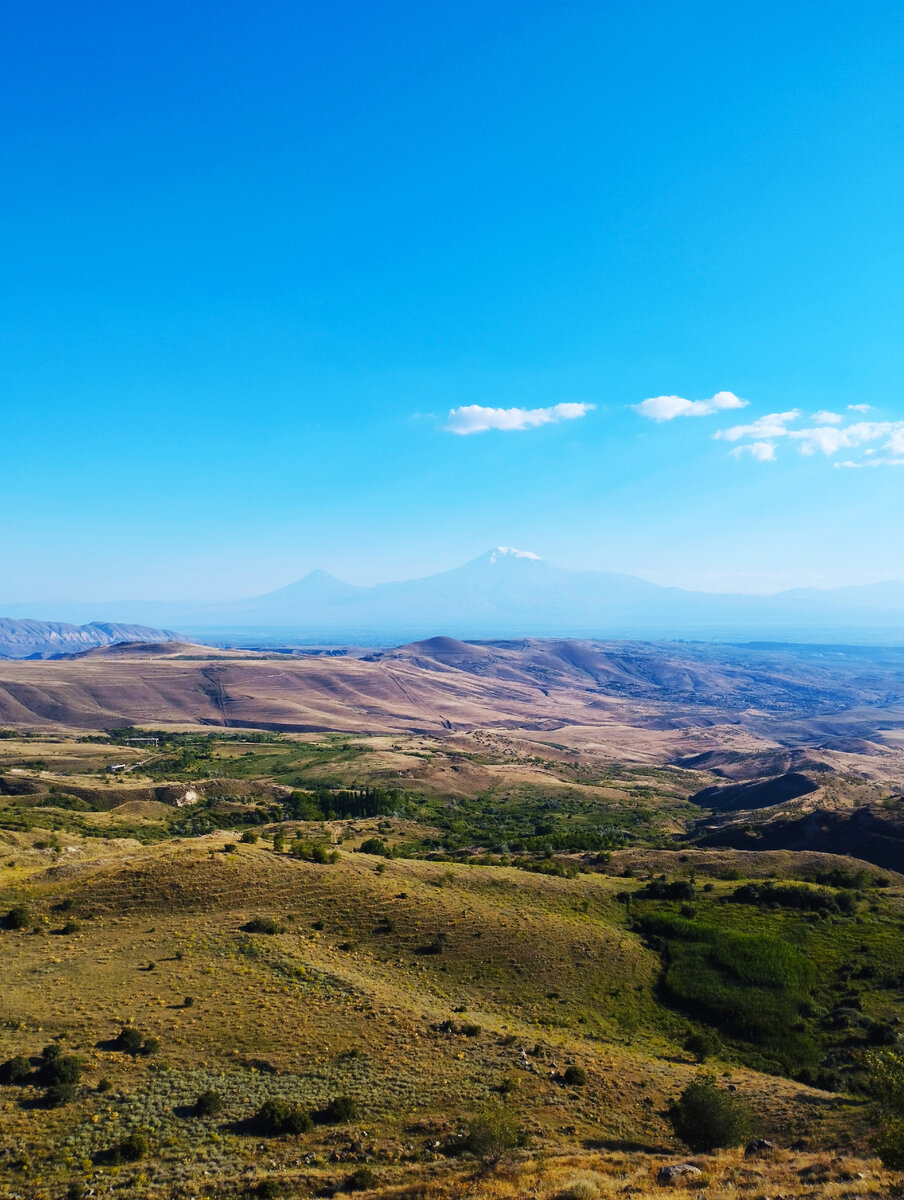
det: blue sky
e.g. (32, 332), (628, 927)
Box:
(2, 0), (903, 602)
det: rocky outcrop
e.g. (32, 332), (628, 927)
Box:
(0, 619), (179, 660)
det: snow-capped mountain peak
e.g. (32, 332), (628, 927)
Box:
(489, 546), (542, 563)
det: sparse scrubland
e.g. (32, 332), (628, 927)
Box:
(0, 639), (903, 1197)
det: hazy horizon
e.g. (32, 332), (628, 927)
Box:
(4, 544), (904, 609)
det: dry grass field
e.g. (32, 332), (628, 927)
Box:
(1, 641), (903, 1197)
(0, 828), (901, 1199)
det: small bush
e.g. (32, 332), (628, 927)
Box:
(3, 904), (30, 930)
(43, 1081), (77, 1107)
(637, 879), (694, 901)
(0, 1055), (32, 1085)
(555, 1180), (601, 1200)
(140, 1036), (160, 1056)
(684, 1030), (719, 1062)
(358, 838), (389, 856)
(244, 916), (285, 935)
(463, 1101), (524, 1164)
(96, 1077), (112, 1093)
(315, 1095), (358, 1124)
(563, 1065), (587, 1086)
(420, 932), (447, 955)
(344, 1166), (378, 1191)
(667, 1076), (754, 1151)
(113, 1132), (148, 1162)
(254, 1098), (313, 1136)
(59, 921), (81, 935)
(38, 1053), (82, 1088)
(112, 1027), (145, 1056)
(240, 830), (259, 844)
(194, 1089), (223, 1117)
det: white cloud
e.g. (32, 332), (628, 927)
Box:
(445, 402), (594, 435)
(813, 410), (843, 425)
(715, 411), (800, 442)
(718, 409), (904, 466)
(634, 390), (747, 421)
(730, 441), (777, 461)
(847, 403), (872, 412)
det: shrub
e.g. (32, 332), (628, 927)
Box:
(244, 916), (285, 935)
(43, 1081), (77, 1107)
(637, 879), (694, 901)
(254, 1098), (313, 1136)
(113, 1132), (148, 1162)
(344, 1166), (378, 1191)
(194, 1089), (223, 1117)
(112, 1027), (145, 1056)
(420, 932), (447, 955)
(0, 1055), (31, 1085)
(60, 921), (81, 935)
(140, 1036), (160, 1056)
(315, 1095), (358, 1124)
(667, 1076), (754, 1151)
(463, 1101), (524, 1165)
(272, 830), (286, 853)
(3, 904), (30, 930)
(555, 1180), (601, 1200)
(563, 1065), (587, 1086)
(358, 838), (389, 856)
(867, 1048), (904, 1166)
(240, 830), (259, 844)
(313, 843), (340, 863)
(684, 1030), (719, 1062)
(96, 1077), (112, 1093)
(38, 1053), (82, 1088)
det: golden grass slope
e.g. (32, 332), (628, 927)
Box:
(0, 832), (894, 1199)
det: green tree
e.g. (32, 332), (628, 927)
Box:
(463, 1101), (524, 1165)
(867, 1048), (904, 1166)
(667, 1076), (754, 1151)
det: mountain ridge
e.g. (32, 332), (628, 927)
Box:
(3, 548), (904, 643)
(0, 618), (180, 660)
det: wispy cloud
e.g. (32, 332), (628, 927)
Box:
(634, 391), (747, 421)
(848, 403), (872, 412)
(730, 441), (777, 461)
(717, 410), (904, 466)
(445, 402), (594, 435)
(715, 411), (800, 441)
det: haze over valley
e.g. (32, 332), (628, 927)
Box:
(4, 547), (904, 647)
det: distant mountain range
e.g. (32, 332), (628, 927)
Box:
(0, 619), (179, 660)
(3, 547), (904, 644)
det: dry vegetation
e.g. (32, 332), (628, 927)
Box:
(0, 638), (903, 1197)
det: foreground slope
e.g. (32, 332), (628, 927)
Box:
(1, 830), (899, 1199)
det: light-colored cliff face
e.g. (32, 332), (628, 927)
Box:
(0, 618), (179, 659)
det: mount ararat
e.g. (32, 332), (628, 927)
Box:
(4, 547), (904, 644)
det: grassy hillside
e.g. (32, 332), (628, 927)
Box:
(0, 827), (901, 1199)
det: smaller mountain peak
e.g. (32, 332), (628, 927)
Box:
(489, 546), (542, 563)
